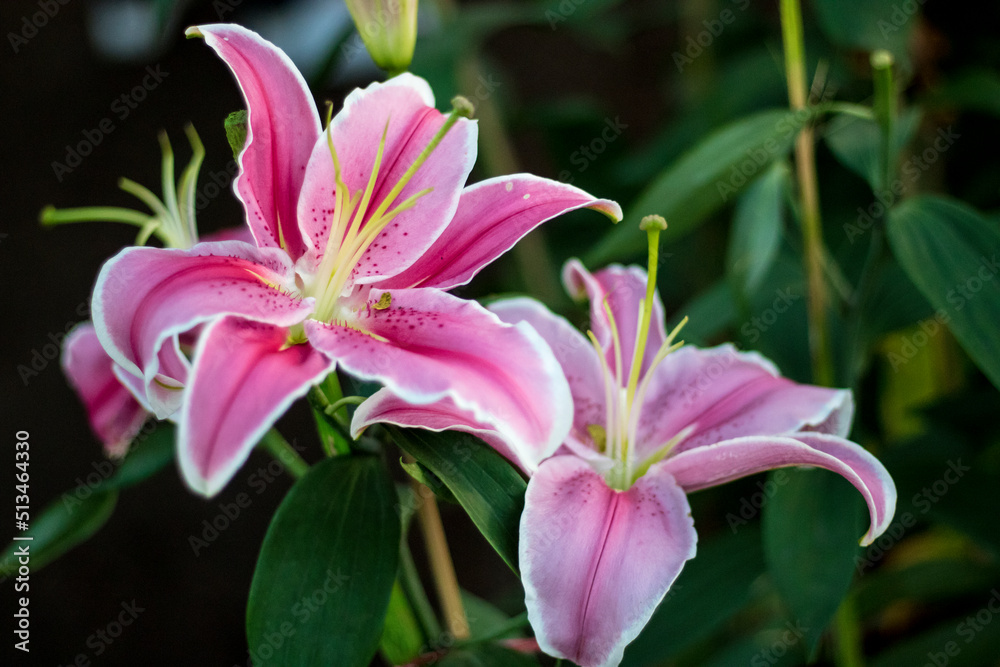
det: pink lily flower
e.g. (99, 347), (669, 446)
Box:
(53, 124), (254, 458)
(63, 323), (150, 458)
(91, 23), (620, 496)
(62, 228), (253, 458)
(355, 220), (896, 667)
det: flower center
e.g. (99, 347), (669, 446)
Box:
(308, 96), (474, 324)
(586, 215), (689, 491)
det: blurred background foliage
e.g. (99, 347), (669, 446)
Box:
(3, 0), (1000, 664)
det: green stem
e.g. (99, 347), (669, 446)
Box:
(834, 597), (865, 667)
(259, 429), (309, 479)
(399, 538), (442, 641)
(780, 0), (834, 387)
(871, 50), (896, 194)
(39, 205), (150, 228)
(308, 377), (353, 457)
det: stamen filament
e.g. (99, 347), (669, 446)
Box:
(586, 330), (617, 458)
(364, 99), (471, 228)
(158, 130), (180, 239)
(341, 120), (390, 253)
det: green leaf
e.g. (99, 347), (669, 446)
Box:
(247, 455), (399, 667)
(824, 108), (922, 191)
(813, 0), (913, 59)
(224, 110), (247, 160)
(98, 423), (176, 491)
(668, 280), (736, 346)
(379, 581), (426, 666)
(622, 525), (766, 664)
(0, 423), (175, 578)
(727, 160), (790, 297)
(922, 68), (1000, 117)
(870, 598), (1000, 667)
(400, 458), (458, 504)
(586, 109), (805, 265)
(887, 195), (1000, 391)
(858, 260), (934, 345)
(853, 558), (1000, 623)
(387, 427), (526, 573)
(0, 490), (118, 577)
(762, 468), (865, 656)
(461, 590), (519, 640)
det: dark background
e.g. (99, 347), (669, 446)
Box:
(4, 0), (1000, 665)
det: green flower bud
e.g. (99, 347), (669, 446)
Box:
(346, 0), (418, 74)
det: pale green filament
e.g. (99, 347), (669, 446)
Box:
(587, 215), (695, 491)
(310, 99), (472, 323)
(40, 125), (204, 250)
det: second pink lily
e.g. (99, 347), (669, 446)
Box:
(358, 218), (897, 667)
(92, 24), (620, 496)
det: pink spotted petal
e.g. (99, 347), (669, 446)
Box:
(62, 324), (148, 458)
(305, 287), (571, 470)
(352, 389), (525, 472)
(92, 240), (313, 414)
(189, 24), (321, 259)
(178, 317), (335, 496)
(378, 175), (622, 290)
(663, 432), (896, 545)
(489, 297), (607, 454)
(633, 344), (853, 460)
(296, 73), (476, 283)
(563, 260), (668, 381)
(521, 456), (696, 667)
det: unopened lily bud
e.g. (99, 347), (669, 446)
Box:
(346, 0), (418, 74)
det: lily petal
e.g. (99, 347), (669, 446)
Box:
(633, 343), (853, 460)
(92, 240), (314, 415)
(562, 260), (668, 381)
(521, 456), (696, 667)
(305, 287), (571, 469)
(378, 175), (622, 290)
(62, 323), (148, 458)
(296, 73), (476, 282)
(663, 432), (896, 545)
(178, 317), (335, 496)
(352, 389), (525, 471)
(489, 297), (607, 454)
(189, 23), (321, 259)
